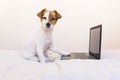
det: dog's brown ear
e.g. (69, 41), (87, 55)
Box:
(54, 10), (62, 19)
(37, 8), (47, 19)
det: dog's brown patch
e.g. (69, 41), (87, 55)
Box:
(49, 10), (62, 25)
(37, 9), (62, 25)
(37, 8), (48, 20)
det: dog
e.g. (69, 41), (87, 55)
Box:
(22, 8), (70, 63)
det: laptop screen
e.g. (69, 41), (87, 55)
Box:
(89, 24), (102, 59)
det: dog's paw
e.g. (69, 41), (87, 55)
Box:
(46, 58), (55, 62)
(28, 56), (40, 62)
(62, 52), (71, 55)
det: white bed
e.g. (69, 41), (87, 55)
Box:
(0, 49), (120, 80)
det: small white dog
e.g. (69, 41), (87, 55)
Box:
(22, 8), (70, 63)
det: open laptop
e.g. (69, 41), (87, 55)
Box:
(61, 24), (102, 60)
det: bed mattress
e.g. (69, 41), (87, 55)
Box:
(0, 49), (120, 80)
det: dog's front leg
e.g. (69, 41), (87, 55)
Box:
(37, 48), (46, 63)
(49, 44), (71, 55)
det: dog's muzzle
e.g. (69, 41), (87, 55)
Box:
(46, 22), (51, 28)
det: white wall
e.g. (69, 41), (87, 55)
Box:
(0, 0), (120, 52)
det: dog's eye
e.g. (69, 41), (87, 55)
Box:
(43, 17), (47, 20)
(51, 17), (56, 20)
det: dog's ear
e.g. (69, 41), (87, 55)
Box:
(54, 10), (62, 19)
(37, 8), (47, 19)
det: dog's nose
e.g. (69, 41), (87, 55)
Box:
(46, 22), (50, 28)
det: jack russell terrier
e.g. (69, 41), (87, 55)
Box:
(22, 8), (70, 63)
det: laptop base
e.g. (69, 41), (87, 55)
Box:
(61, 53), (95, 60)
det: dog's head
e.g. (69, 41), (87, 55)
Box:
(37, 8), (62, 31)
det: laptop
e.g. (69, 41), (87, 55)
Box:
(61, 24), (102, 60)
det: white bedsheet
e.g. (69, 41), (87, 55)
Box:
(0, 49), (120, 80)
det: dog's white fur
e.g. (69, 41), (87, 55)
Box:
(22, 9), (70, 63)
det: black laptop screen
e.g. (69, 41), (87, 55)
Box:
(89, 25), (102, 59)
